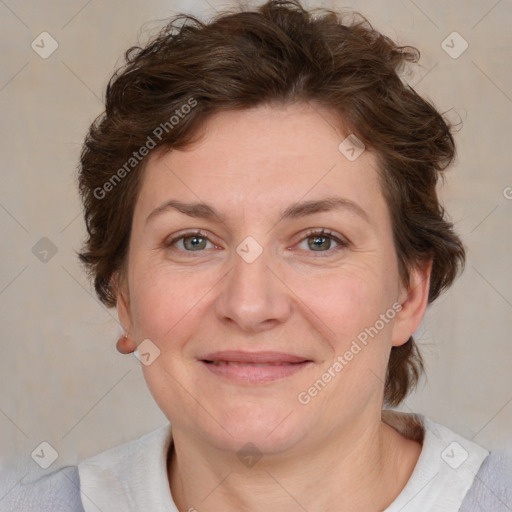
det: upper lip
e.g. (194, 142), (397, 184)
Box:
(200, 350), (311, 364)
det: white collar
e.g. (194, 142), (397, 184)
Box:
(78, 411), (489, 512)
(382, 411), (489, 511)
(78, 423), (176, 511)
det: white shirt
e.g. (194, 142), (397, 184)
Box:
(78, 411), (489, 512)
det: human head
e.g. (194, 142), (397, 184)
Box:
(78, 0), (464, 407)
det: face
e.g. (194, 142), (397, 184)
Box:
(118, 102), (428, 454)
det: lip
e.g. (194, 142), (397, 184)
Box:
(199, 351), (313, 384)
(200, 350), (310, 364)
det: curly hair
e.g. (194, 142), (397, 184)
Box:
(78, 0), (465, 406)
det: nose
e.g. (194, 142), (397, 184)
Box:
(215, 244), (292, 333)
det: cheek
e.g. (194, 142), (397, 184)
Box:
(129, 263), (189, 339)
(304, 268), (398, 396)
(128, 259), (222, 348)
(128, 264), (208, 401)
(292, 262), (393, 342)
(292, 261), (399, 400)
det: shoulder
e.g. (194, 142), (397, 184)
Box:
(460, 450), (512, 511)
(0, 465), (85, 512)
(77, 423), (175, 511)
(78, 423), (172, 474)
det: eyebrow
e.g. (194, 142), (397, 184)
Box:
(146, 196), (371, 225)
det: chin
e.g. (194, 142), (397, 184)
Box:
(204, 402), (312, 454)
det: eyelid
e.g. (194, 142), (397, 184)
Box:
(164, 229), (219, 249)
(164, 228), (349, 255)
(292, 228), (349, 253)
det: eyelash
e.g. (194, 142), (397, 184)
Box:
(164, 228), (348, 256)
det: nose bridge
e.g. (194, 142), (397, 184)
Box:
(216, 238), (291, 331)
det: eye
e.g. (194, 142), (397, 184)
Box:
(164, 228), (348, 255)
(296, 229), (348, 254)
(165, 230), (216, 252)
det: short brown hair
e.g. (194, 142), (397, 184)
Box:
(78, 0), (465, 406)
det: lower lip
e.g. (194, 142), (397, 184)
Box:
(200, 361), (312, 384)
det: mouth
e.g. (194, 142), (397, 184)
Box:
(199, 351), (313, 384)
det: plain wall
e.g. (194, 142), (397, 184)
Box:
(0, 0), (511, 484)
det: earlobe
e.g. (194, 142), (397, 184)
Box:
(113, 271), (137, 354)
(116, 333), (136, 354)
(391, 259), (432, 347)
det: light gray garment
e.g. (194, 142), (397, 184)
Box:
(460, 451), (512, 511)
(0, 465), (85, 512)
(2, 452), (511, 511)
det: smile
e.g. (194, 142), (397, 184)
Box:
(206, 361), (296, 366)
(198, 350), (313, 384)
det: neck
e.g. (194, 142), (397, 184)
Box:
(168, 412), (422, 512)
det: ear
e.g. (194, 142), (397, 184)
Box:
(391, 259), (432, 347)
(113, 271), (137, 354)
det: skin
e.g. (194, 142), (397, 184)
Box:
(116, 102), (431, 512)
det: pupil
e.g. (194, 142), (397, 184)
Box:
(310, 236), (330, 250)
(186, 236), (205, 250)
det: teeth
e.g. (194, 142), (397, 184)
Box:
(210, 361), (295, 366)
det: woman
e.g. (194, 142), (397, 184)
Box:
(5, 0), (511, 510)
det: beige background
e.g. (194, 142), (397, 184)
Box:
(0, 0), (511, 484)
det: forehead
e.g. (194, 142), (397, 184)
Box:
(135, 102), (385, 222)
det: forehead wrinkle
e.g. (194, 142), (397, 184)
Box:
(146, 196), (370, 227)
